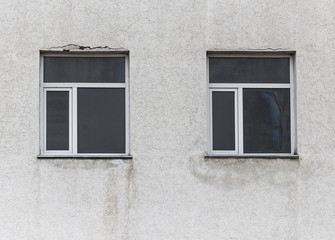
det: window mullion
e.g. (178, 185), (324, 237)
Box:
(72, 87), (78, 154)
(238, 87), (244, 154)
(290, 55), (295, 154)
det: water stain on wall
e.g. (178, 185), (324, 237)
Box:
(189, 154), (301, 191)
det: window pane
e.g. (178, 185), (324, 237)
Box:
(77, 88), (125, 153)
(46, 91), (69, 150)
(209, 57), (290, 83)
(243, 89), (291, 153)
(44, 57), (125, 83)
(212, 91), (235, 151)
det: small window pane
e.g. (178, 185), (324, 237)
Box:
(46, 91), (69, 150)
(44, 57), (125, 83)
(209, 57), (290, 83)
(243, 89), (291, 153)
(212, 91), (235, 151)
(77, 88), (125, 153)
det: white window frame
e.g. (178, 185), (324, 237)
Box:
(209, 88), (238, 155)
(39, 53), (130, 157)
(207, 53), (296, 157)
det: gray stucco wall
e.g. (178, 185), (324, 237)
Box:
(0, 0), (334, 239)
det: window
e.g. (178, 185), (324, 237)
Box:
(208, 53), (296, 157)
(40, 54), (129, 157)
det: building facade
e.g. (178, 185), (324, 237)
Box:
(0, 0), (335, 239)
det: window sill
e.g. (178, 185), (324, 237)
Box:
(205, 154), (299, 159)
(37, 154), (133, 160)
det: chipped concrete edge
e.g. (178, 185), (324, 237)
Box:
(40, 44), (129, 54)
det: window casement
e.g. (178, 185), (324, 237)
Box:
(39, 54), (130, 158)
(207, 53), (297, 158)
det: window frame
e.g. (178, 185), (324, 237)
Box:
(207, 53), (297, 157)
(39, 53), (130, 158)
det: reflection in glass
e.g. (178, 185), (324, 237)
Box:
(243, 89), (290, 153)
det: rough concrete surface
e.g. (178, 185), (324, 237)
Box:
(0, 0), (335, 239)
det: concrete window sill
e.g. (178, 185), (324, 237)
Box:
(205, 154), (299, 159)
(37, 154), (133, 160)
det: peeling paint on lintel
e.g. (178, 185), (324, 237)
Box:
(41, 44), (129, 53)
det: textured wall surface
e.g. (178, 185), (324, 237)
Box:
(0, 0), (334, 239)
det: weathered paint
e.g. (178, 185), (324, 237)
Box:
(0, 0), (334, 239)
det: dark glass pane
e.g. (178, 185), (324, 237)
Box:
(44, 57), (125, 83)
(77, 88), (125, 153)
(212, 91), (235, 150)
(209, 57), (290, 83)
(243, 89), (291, 153)
(46, 91), (69, 150)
